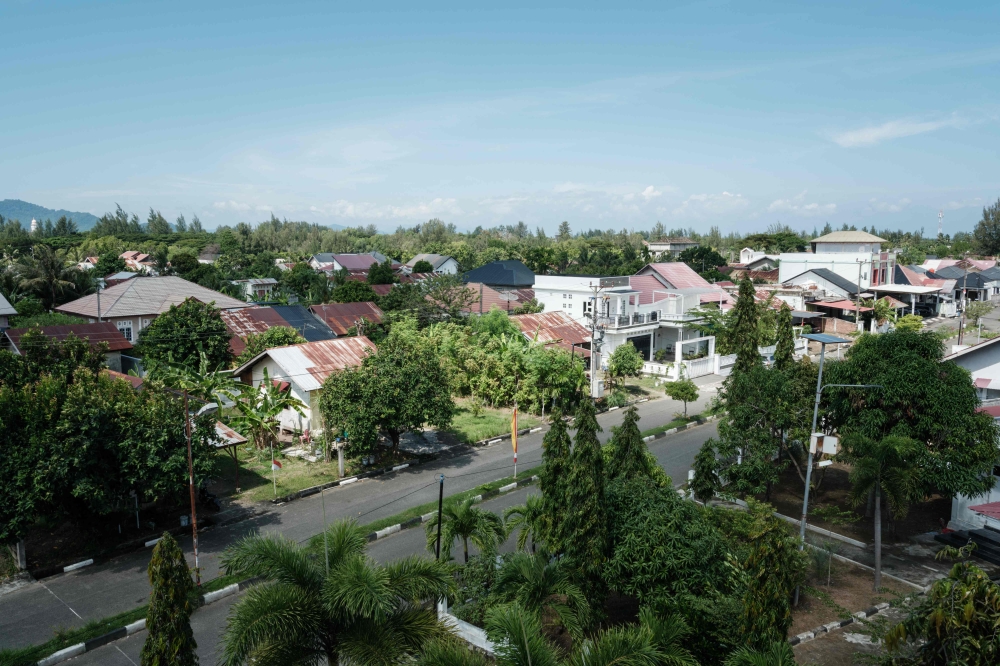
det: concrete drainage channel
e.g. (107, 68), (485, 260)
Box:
(789, 602), (893, 647)
(31, 474), (542, 666)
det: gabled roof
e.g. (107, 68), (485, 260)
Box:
(464, 284), (535, 313)
(310, 302), (385, 336)
(463, 260), (534, 288)
(645, 237), (697, 245)
(945, 335), (1000, 362)
(636, 263), (712, 290)
(106, 369), (145, 389)
(55, 276), (249, 318)
(232, 336), (375, 392)
(406, 253), (454, 269)
(979, 266), (1000, 281)
(310, 253), (338, 263)
(270, 305), (336, 343)
(783, 268), (859, 296)
(811, 230), (886, 244)
(333, 254), (381, 271)
(4, 322), (133, 353)
(510, 311), (591, 346)
(221, 307), (294, 355)
(932, 270), (990, 289)
(0, 291), (16, 317)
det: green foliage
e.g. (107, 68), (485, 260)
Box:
(17, 244), (90, 308)
(424, 497), (506, 563)
(411, 259), (434, 273)
(331, 280), (378, 303)
(773, 303), (794, 371)
(146, 209), (172, 235)
(606, 342), (644, 392)
(503, 495), (544, 553)
(366, 258), (397, 284)
(539, 415), (572, 555)
(895, 314), (924, 332)
(234, 326), (306, 368)
(679, 245), (727, 277)
(690, 441), (720, 504)
(972, 197), (1000, 256)
(230, 368), (306, 450)
(137, 298), (232, 370)
(964, 300), (995, 326)
(663, 377), (698, 416)
(564, 399), (609, 601)
(140, 533), (197, 666)
(280, 262), (329, 302)
(320, 326), (453, 456)
(723, 642), (797, 666)
(95, 251), (127, 275)
(170, 252), (199, 276)
(469, 308), (521, 338)
(220, 520), (453, 666)
(8, 311), (86, 329)
(885, 554), (1000, 665)
(492, 551), (591, 640)
(825, 330), (1000, 498)
(0, 329), (106, 386)
(605, 405), (658, 482)
(731, 276), (761, 374)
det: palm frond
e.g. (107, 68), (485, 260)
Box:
(568, 626), (660, 666)
(486, 603), (561, 666)
(221, 534), (323, 592)
(723, 641), (796, 666)
(417, 637), (492, 666)
(219, 582), (326, 666)
(637, 608), (697, 666)
(339, 607), (449, 666)
(383, 555), (456, 601)
(324, 554), (394, 623)
(321, 519), (370, 566)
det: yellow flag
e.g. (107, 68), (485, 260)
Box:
(511, 406), (518, 456)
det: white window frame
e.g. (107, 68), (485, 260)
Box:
(116, 320), (133, 342)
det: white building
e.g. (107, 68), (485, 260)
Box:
(778, 231), (896, 292)
(231, 278), (279, 302)
(738, 247), (780, 268)
(403, 253), (459, 275)
(643, 237), (699, 259)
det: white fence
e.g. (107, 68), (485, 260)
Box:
(643, 355), (716, 380)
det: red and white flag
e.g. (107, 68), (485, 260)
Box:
(272, 459), (282, 471)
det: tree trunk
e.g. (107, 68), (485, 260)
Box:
(866, 488), (874, 519)
(463, 537), (469, 564)
(874, 484), (882, 591)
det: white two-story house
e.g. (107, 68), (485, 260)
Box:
(778, 231), (896, 292)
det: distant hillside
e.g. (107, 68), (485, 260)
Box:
(0, 199), (100, 230)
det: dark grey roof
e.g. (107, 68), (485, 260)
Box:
(311, 253), (337, 264)
(786, 267), (859, 295)
(978, 266), (1000, 281)
(932, 265), (966, 279)
(941, 272), (990, 289)
(463, 260), (534, 287)
(270, 305), (336, 342)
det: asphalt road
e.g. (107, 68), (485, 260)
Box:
(1, 385), (719, 653)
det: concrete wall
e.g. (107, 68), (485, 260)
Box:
(951, 343), (1000, 385)
(778, 252), (875, 288)
(249, 357), (314, 432)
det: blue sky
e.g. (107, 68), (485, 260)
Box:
(2, 1), (998, 234)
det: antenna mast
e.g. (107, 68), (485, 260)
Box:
(938, 210), (943, 238)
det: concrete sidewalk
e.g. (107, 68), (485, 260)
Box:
(0, 386), (721, 651)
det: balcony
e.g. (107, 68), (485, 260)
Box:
(597, 311), (658, 328)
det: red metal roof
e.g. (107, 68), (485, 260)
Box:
(310, 302), (385, 336)
(812, 300), (873, 312)
(333, 254), (381, 271)
(221, 307), (293, 355)
(510, 311), (592, 346)
(4, 322), (133, 353)
(371, 284), (394, 296)
(106, 369), (144, 389)
(978, 405), (1000, 417)
(629, 274), (676, 305)
(463, 283), (535, 313)
(969, 501), (1000, 520)
(643, 263), (712, 289)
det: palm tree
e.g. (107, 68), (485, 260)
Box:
(842, 435), (922, 589)
(484, 603), (697, 666)
(493, 551), (590, 640)
(723, 641), (796, 666)
(425, 497), (506, 563)
(18, 245), (78, 308)
(503, 495), (544, 553)
(220, 519), (454, 666)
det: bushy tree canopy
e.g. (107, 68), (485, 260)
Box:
(137, 298), (232, 370)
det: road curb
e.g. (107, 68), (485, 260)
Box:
(788, 602), (893, 647)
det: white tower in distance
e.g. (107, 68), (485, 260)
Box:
(30, 218), (38, 233)
(938, 210), (943, 238)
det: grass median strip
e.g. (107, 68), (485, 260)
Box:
(0, 468), (543, 666)
(639, 414), (699, 439)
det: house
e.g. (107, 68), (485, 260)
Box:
(403, 254), (459, 275)
(929, 266), (992, 305)
(643, 237), (699, 259)
(76, 256), (99, 271)
(943, 337), (1000, 400)
(232, 336), (375, 432)
(121, 251), (157, 273)
(231, 278), (279, 302)
(463, 260), (536, 315)
(782, 267), (860, 300)
(0, 292), (16, 330)
(104, 271), (138, 287)
(309, 252), (393, 273)
(309, 302), (385, 336)
(270, 305), (337, 343)
(55, 276), (250, 343)
(221, 306), (296, 356)
(778, 231), (895, 291)
(510, 311), (592, 362)
(2, 322), (133, 371)
(738, 248), (780, 268)
(463, 284), (537, 314)
(198, 244), (221, 264)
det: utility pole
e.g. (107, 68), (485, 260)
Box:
(435, 474), (445, 560)
(183, 391), (201, 586)
(856, 259), (863, 329)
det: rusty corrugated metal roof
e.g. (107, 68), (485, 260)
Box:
(222, 307), (293, 354)
(232, 336), (375, 392)
(310, 302), (384, 336)
(510, 311), (591, 346)
(5, 322), (133, 353)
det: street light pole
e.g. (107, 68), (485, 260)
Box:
(183, 390), (201, 586)
(435, 474), (445, 560)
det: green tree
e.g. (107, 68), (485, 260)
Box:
(972, 197), (1000, 256)
(964, 300), (995, 326)
(895, 314), (924, 332)
(18, 244), (81, 308)
(235, 326), (306, 367)
(825, 330), (1000, 499)
(231, 368), (305, 450)
(281, 262), (328, 302)
(564, 399), (608, 603)
(137, 298), (232, 370)
(332, 280), (378, 303)
(842, 435), (922, 589)
(885, 549), (1000, 665)
(190, 215), (203, 233)
(411, 259), (434, 273)
(422, 274), (478, 320)
(690, 441), (720, 504)
(557, 221), (571, 241)
(606, 341), (644, 392)
(424, 497), (506, 563)
(95, 251), (128, 276)
(175, 214), (188, 233)
(146, 208), (172, 235)
(664, 376), (699, 417)
(731, 276), (761, 374)
(772, 303), (794, 371)
(367, 258), (397, 285)
(320, 329), (453, 456)
(605, 405), (657, 480)
(170, 252), (200, 276)
(503, 494), (544, 553)
(140, 533), (197, 666)
(723, 642), (797, 666)
(678, 245), (727, 277)
(220, 520), (453, 666)
(539, 414), (572, 555)
(492, 551), (590, 640)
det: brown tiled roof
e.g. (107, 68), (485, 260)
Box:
(55, 276), (249, 319)
(106, 369), (144, 389)
(463, 283), (535, 313)
(4, 322), (133, 353)
(310, 302), (384, 336)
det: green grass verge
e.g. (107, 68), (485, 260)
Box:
(446, 404), (540, 444)
(639, 413), (701, 439)
(0, 467), (543, 666)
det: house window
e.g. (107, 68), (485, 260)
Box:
(568, 293), (572, 299)
(116, 320), (133, 342)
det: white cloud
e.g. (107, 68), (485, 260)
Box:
(943, 197), (984, 211)
(832, 116), (963, 147)
(767, 191), (836, 217)
(867, 197), (911, 213)
(306, 197), (463, 220)
(672, 191), (749, 218)
(213, 200), (252, 211)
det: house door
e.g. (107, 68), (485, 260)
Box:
(627, 334), (651, 361)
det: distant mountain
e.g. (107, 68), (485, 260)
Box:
(0, 199), (100, 231)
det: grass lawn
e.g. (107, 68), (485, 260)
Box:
(447, 401), (540, 444)
(621, 375), (665, 396)
(639, 414), (699, 439)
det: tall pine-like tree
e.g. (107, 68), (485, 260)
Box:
(539, 412), (573, 555)
(773, 303), (794, 371)
(141, 532), (197, 666)
(565, 399), (608, 605)
(606, 405), (655, 481)
(731, 276), (761, 375)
